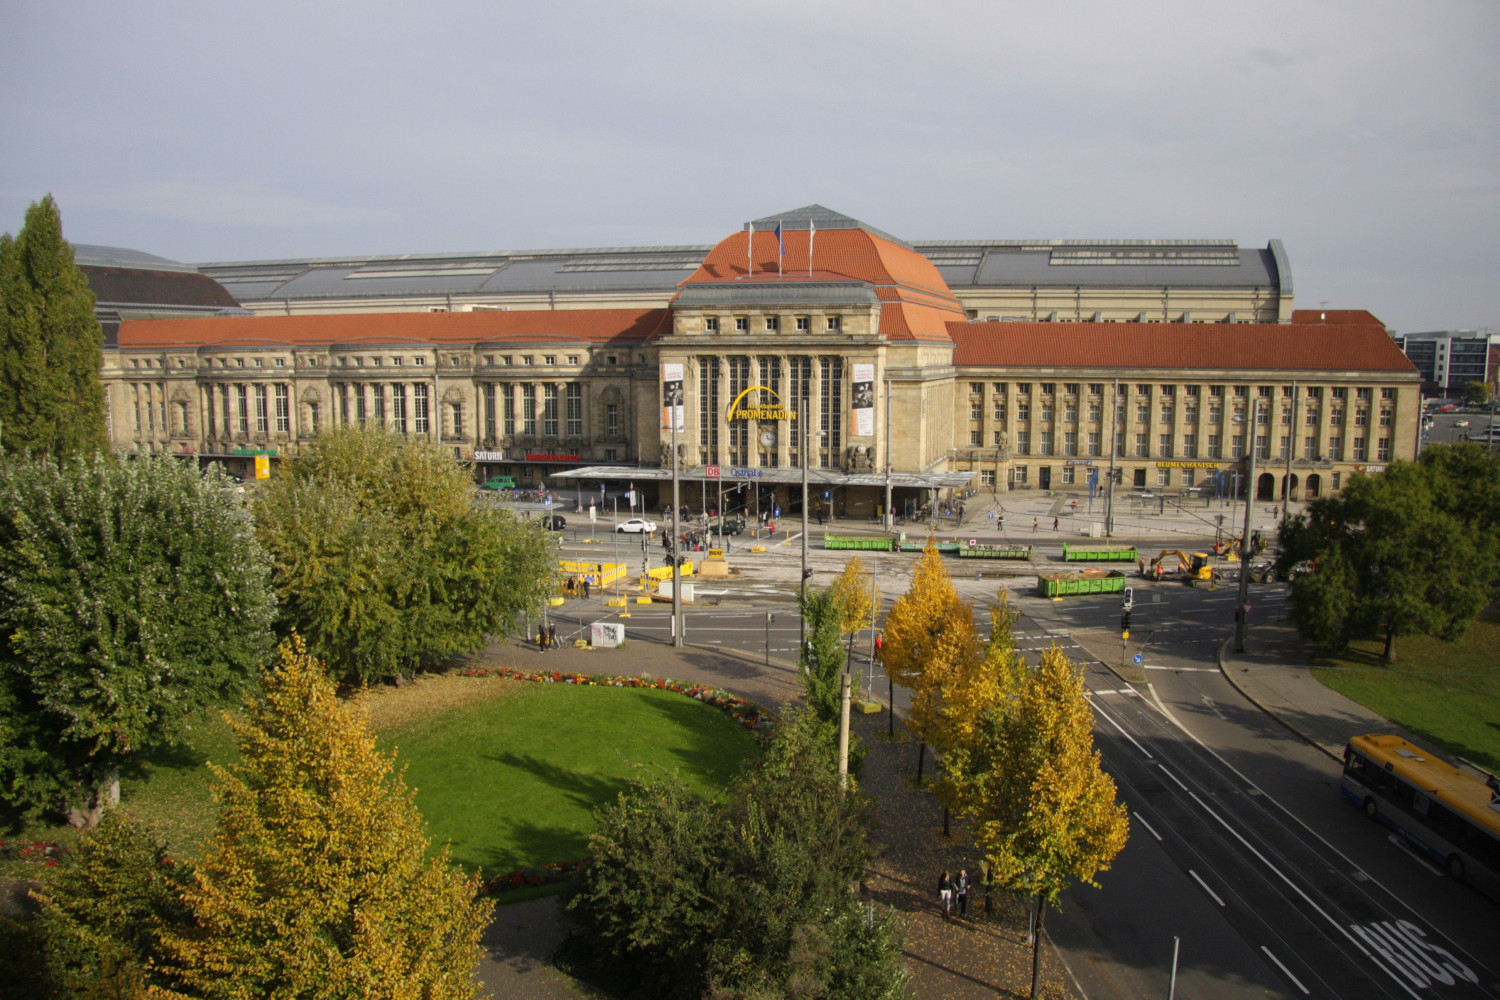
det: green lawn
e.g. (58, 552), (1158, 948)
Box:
(377, 681), (759, 873)
(1, 676), (760, 882)
(1313, 610), (1500, 771)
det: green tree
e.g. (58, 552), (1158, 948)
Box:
(153, 635), (492, 1000)
(1417, 442), (1500, 590)
(797, 585), (847, 722)
(564, 707), (908, 1000)
(28, 810), (188, 999)
(253, 426), (554, 684)
(943, 646), (1128, 999)
(0, 456), (276, 826)
(0, 195), (107, 460)
(1279, 458), (1493, 660)
(1459, 380), (1491, 408)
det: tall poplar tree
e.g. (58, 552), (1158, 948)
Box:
(0, 195), (108, 460)
(153, 635), (492, 999)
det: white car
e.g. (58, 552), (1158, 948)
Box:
(615, 518), (658, 534)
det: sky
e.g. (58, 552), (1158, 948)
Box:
(3, 0), (1497, 333)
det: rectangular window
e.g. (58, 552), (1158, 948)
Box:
(1377, 438), (1391, 461)
(1208, 435), (1222, 459)
(1136, 403), (1150, 423)
(705, 317), (718, 333)
(1158, 469), (1171, 487)
(1208, 405), (1222, 424)
(391, 384), (407, 434)
(254, 385), (268, 433)
(1159, 433), (1173, 458)
(826, 316), (840, 331)
(1182, 469), (1196, 488)
(981, 470), (996, 486)
(522, 384), (536, 435)
(1306, 408), (1320, 426)
(1135, 432), (1148, 457)
(1016, 431), (1030, 455)
(1378, 410), (1392, 427)
(1088, 383), (1104, 396)
(483, 384), (496, 439)
(414, 384), (429, 435)
(1354, 410), (1369, 427)
(205, 387), (217, 437)
(1280, 435), (1290, 460)
(450, 402), (463, 439)
(735, 317), (748, 332)
(992, 430), (1003, 446)
(1017, 401), (1031, 422)
(1183, 434), (1197, 458)
(1064, 403), (1077, 422)
(309, 403), (319, 434)
(543, 384), (559, 436)
(1329, 437), (1343, 461)
(765, 317), (778, 332)
(222, 385), (233, 434)
(970, 430), (983, 446)
(1064, 383), (1080, 396)
(565, 384), (582, 436)
(1088, 431), (1101, 456)
(1255, 434), (1270, 460)
(274, 383), (290, 433)
(1041, 403), (1055, 421)
(796, 317), (809, 331)
(1136, 384), (1152, 397)
(503, 384), (516, 435)
(1088, 402), (1101, 422)
(1304, 435), (1318, 459)
(606, 403), (619, 437)
(970, 382), (984, 395)
(1014, 465), (1029, 484)
(970, 401), (983, 419)
(1061, 466), (1075, 485)
(1064, 431), (1077, 455)
(1161, 405), (1174, 424)
(1333, 472), (1342, 490)
(373, 386), (386, 424)
(1381, 387), (1395, 400)
(819, 356), (844, 465)
(1040, 432), (1054, 455)
(1353, 437), (1368, 461)
(1016, 382), (1031, 396)
(1333, 387), (1347, 400)
(353, 384), (366, 426)
(994, 401), (1007, 421)
(1357, 387), (1372, 400)
(1232, 434), (1245, 459)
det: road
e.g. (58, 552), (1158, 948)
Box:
(542, 531), (1500, 998)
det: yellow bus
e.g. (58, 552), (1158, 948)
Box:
(1342, 734), (1500, 900)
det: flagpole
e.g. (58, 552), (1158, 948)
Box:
(808, 219), (814, 277)
(778, 220), (784, 276)
(747, 222), (753, 277)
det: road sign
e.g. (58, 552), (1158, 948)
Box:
(1133, 653), (1144, 666)
(705, 465), (721, 478)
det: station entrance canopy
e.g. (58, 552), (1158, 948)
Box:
(547, 465), (975, 491)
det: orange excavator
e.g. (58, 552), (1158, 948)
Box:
(1148, 549), (1215, 585)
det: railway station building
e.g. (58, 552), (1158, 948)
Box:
(103, 206), (1421, 515)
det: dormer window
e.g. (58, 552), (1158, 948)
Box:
(796, 317), (809, 331)
(734, 317), (749, 332)
(705, 317), (719, 333)
(765, 317), (779, 332)
(826, 316), (840, 331)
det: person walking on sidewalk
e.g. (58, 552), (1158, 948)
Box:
(1031, 516), (1038, 532)
(938, 870), (953, 916)
(548, 622), (557, 648)
(955, 869), (970, 918)
(537, 626), (548, 652)
(582, 575), (592, 599)
(1052, 516), (1059, 531)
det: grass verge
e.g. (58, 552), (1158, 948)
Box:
(1312, 609), (1500, 771)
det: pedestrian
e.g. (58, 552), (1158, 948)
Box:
(1052, 516), (1059, 531)
(1031, 516), (1038, 532)
(582, 575), (591, 599)
(955, 869), (970, 917)
(1138, 555), (1146, 576)
(548, 623), (558, 649)
(938, 870), (953, 916)
(538, 626), (548, 651)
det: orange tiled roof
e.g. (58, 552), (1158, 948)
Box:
(1290, 309), (1387, 326)
(949, 319), (1418, 374)
(681, 227), (965, 342)
(116, 308), (671, 349)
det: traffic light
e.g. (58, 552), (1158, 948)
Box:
(1121, 610), (1132, 633)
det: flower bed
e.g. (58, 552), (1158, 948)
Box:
(454, 666), (772, 734)
(453, 665), (773, 895)
(0, 839), (65, 867)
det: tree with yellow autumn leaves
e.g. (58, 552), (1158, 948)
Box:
(148, 635), (493, 999)
(941, 645), (1129, 999)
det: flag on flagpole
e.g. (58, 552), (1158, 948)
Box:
(746, 222), (753, 277)
(808, 219), (815, 277)
(775, 221), (784, 275)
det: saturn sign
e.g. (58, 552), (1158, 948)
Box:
(725, 386), (798, 422)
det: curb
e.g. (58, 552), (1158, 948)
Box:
(1215, 638), (1343, 763)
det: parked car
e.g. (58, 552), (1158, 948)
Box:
(539, 514), (567, 530)
(709, 519), (746, 535)
(615, 518), (658, 534)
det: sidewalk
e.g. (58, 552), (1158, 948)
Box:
(1215, 614), (1391, 763)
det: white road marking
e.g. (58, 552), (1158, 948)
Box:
(1132, 811), (1162, 841)
(1143, 665), (1219, 673)
(1188, 869), (1226, 907)
(1260, 946), (1310, 995)
(1089, 698), (1152, 758)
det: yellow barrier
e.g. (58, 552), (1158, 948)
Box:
(749, 545), (766, 553)
(645, 562), (696, 581)
(634, 596), (653, 604)
(605, 597), (627, 607)
(558, 560), (628, 587)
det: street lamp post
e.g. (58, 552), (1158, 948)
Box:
(1235, 397), (1260, 653)
(669, 384), (683, 648)
(1105, 379), (1119, 538)
(883, 378), (894, 531)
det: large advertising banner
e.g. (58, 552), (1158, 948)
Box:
(661, 363), (684, 432)
(851, 363), (875, 437)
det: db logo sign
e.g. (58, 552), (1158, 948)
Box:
(705, 466), (721, 478)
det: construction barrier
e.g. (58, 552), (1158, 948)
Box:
(1036, 570), (1128, 597)
(558, 560), (629, 587)
(1061, 543), (1139, 563)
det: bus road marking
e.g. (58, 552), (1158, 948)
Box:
(1132, 811), (1162, 841)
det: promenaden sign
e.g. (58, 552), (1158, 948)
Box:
(725, 385), (798, 422)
